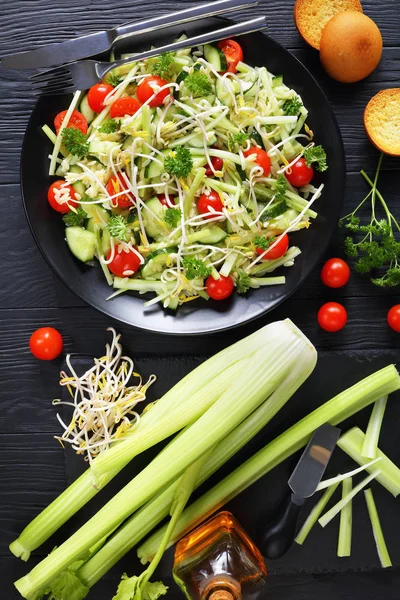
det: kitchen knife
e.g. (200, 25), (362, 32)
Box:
(1, 0), (258, 69)
(259, 424), (341, 559)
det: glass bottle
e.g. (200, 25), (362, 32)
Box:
(173, 511), (267, 600)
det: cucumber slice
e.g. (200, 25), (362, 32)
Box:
(145, 149), (169, 179)
(82, 204), (109, 225)
(188, 132), (217, 148)
(259, 198), (287, 221)
(144, 197), (168, 239)
(141, 247), (177, 279)
(250, 131), (265, 150)
(89, 140), (120, 165)
(272, 75), (283, 88)
(65, 227), (96, 263)
(69, 165), (86, 197)
(204, 44), (227, 71)
(80, 94), (95, 124)
(197, 226), (227, 244)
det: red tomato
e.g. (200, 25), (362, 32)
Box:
(30, 327), (63, 361)
(217, 39), (243, 73)
(321, 258), (350, 288)
(157, 194), (176, 207)
(206, 274), (234, 300)
(110, 97), (141, 118)
(243, 147), (271, 176)
(107, 246), (142, 277)
(285, 158), (314, 188)
(205, 156), (224, 177)
(387, 305), (400, 333)
(48, 180), (78, 213)
(54, 109), (88, 135)
(106, 173), (135, 208)
(136, 76), (170, 107)
(88, 83), (114, 113)
(197, 191), (224, 218)
(318, 302), (347, 332)
(255, 233), (289, 260)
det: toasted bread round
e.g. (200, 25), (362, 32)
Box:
(364, 89), (400, 156)
(294, 0), (363, 49)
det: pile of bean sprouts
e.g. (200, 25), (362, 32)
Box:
(53, 328), (156, 462)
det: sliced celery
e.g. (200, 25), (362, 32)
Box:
(362, 396), (388, 459)
(295, 483), (339, 546)
(317, 458), (381, 492)
(337, 478), (352, 557)
(364, 488), (392, 568)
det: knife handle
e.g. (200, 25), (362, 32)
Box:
(259, 493), (304, 559)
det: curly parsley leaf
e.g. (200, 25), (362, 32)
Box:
(62, 206), (87, 227)
(182, 256), (211, 280)
(274, 174), (287, 197)
(303, 145), (328, 172)
(106, 72), (124, 87)
(254, 235), (276, 251)
(227, 131), (249, 151)
(151, 52), (174, 80)
(99, 118), (121, 134)
(236, 269), (252, 294)
(282, 96), (303, 116)
(184, 71), (213, 97)
(164, 146), (193, 179)
(164, 207), (182, 228)
(108, 215), (129, 241)
(62, 128), (89, 159)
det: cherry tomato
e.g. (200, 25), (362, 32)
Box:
(206, 274), (234, 300)
(243, 147), (271, 176)
(217, 39), (243, 73)
(54, 109), (88, 135)
(29, 327), (63, 361)
(157, 194), (176, 207)
(107, 246), (142, 277)
(197, 191), (224, 218)
(255, 233), (289, 260)
(321, 258), (350, 288)
(387, 305), (400, 333)
(106, 173), (135, 208)
(205, 156), (224, 177)
(285, 157), (314, 188)
(318, 302), (347, 332)
(110, 97), (141, 118)
(48, 180), (78, 213)
(88, 82), (114, 113)
(136, 75), (170, 107)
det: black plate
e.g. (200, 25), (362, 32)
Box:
(21, 17), (345, 335)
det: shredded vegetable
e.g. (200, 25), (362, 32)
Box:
(364, 488), (392, 568)
(362, 395), (387, 458)
(295, 484), (339, 546)
(337, 478), (352, 557)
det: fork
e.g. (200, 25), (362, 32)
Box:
(30, 16), (267, 96)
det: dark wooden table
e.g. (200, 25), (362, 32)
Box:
(1, 1), (400, 598)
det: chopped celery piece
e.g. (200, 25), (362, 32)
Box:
(337, 478), (352, 557)
(364, 488), (392, 568)
(317, 457), (381, 492)
(362, 396), (388, 459)
(295, 483), (339, 545)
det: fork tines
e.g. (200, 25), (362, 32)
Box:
(30, 66), (74, 96)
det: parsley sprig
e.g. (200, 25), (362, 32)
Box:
(254, 235), (276, 251)
(62, 206), (87, 227)
(164, 147), (193, 179)
(106, 72), (123, 87)
(282, 96), (302, 116)
(274, 174), (287, 197)
(99, 119), (121, 134)
(303, 145), (328, 172)
(236, 270), (252, 294)
(184, 71), (213, 97)
(62, 128), (89, 159)
(340, 154), (400, 287)
(151, 52), (174, 80)
(108, 215), (129, 241)
(227, 131), (249, 151)
(182, 257), (211, 280)
(164, 208), (182, 228)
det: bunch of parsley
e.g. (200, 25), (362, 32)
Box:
(340, 155), (400, 287)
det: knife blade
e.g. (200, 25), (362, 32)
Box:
(1, 0), (258, 69)
(259, 424), (341, 559)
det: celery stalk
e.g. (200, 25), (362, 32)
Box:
(337, 427), (400, 497)
(364, 488), (392, 568)
(337, 478), (352, 557)
(295, 484), (339, 545)
(362, 396), (387, 458)
(317, 458), (381, 492)
(183, 168), (206, 217)
(41, 125), (69, 158)
(138, 365), (400, 563)
(319, 470), (380, 528)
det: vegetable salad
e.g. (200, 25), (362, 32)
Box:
(44, 37), (328, 309)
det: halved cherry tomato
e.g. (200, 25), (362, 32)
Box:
(205, 156), (224, 177)
(197, 191), (224, 218)
(157, 194), (176, 207)
(387, 305), (400, 333)
(54, 109), (88, 135)
(110, 97), (141, 118)
(285, 157), (314, 188)
(321, 258), (350, 288)
(48, 180), (78, 213)
(217, 39), (243, 73)
(255, 233), (289, 260)
(88, 82), (114, 113)
(206, 274), (234, 300)
(243, 147), (271, 176)
(107, 246), (142, 277)
(318, 302), (347, 332)
(106, 173), (135, 208)
(30, 327), (63, 361)
(136, 75), (170, 107)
